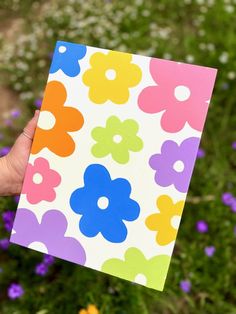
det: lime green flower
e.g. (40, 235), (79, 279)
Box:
(91, 116), (143, 164)
(101, 247), (171, 291)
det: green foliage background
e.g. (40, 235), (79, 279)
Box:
(0, 0), (236, 313)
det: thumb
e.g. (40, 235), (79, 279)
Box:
(5, 110), (40, 182)
(10, 110), (40, 155)
(23, 110), (40, 139)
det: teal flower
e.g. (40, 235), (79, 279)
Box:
(91, 116), (143, 164)
(101, 247), (171, 291)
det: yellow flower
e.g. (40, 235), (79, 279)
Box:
(145, 195), (185, 245)
(79, 304), (99, 314)
(82, 50), (142, 104)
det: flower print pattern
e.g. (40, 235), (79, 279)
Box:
(82, 50), (142, 104)
(145, 195), (185, 245)
(91, 116), (143, 164)
(49, 41), (87, 77)
(138, 58), (217, 132)
(10, 208), (86, 265)
(31, 80), (84, 157)
(149, 137), (200, 193)
(101, 247), (171, 291)
(70, 164), (140, 243)
(10, 41), (218, 292)
(22, 157), (61, 204)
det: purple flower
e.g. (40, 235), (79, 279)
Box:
(2, 210), (15, 232)
(232, 142), (236, 150)
(8, 283), (24, 300)
(197, 147), (205, 159)
(34, 98), (42, 108)
(14, 195), (20, 203)
(230, 199), (236, 213)
(4, 222), (13, 232)
(35, 262), (48, 276)
(222, 192), (234, 206)
(11, 109), (21, 118)
(4, 119), (13, 126)
(0, 238), (10, 250)
(149, 137), (200, 193)
(180, 280), (191, 293)
(43, 254), (55, 265)
(10, 208), (86, 265)
(2, 210), (15, 222)
(0, 146), (11, 156)
(196, 220), (208, 233)
(204, 246), (215, 257)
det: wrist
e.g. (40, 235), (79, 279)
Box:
(0, 156), (22, 196)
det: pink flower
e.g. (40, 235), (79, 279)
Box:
(138, 58), (217, 133)
(22, 157), (61, 204)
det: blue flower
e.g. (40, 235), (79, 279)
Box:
(50, 41), (87, 77)
(70, 164), (140, 243)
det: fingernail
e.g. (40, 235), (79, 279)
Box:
(34, 110), (40, 116)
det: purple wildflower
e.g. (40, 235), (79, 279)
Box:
(8, 283), (24, 300)
(35, 263), (48, 276)
(2, 210), (15, 222)
(0, 238), (10, 250)
(34, 98), (42, 108)
(204, 246), (215, 257)
(43, 254), (55, 266)
(197, 147), (205, 159)
(11, 109), (21, 118)
(0, 146), (11, 156)
(222, 192), (234, 206)
(196, 220), (208, 233)
(232, 142), (236, 150)
(4, 222), (13, 232)
(4, 119), (13, 126)
(14, 195), (20, 203)
(180, 280), (191, 293)
(2, 210), (15, 232)
(230, 199), (236, 213)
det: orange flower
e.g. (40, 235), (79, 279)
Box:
(32, 80), (84, 157)
(79, 304), (99, 314)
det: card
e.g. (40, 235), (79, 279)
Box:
(10, 41), (217, 291)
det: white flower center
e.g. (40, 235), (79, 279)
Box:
(113, 134), (122, 143)
(105, 69), (116, 80)
(171, 215), (181, 230)
(59, 45), (67, 53)
(28, 241), (48, 253)
(97, 196), (109, 210)
(134, 273), (147, 285)
(173, 160), (185, 172)
(32, 172), (43, 184)
(38, 111), (56, 130)
(174, 85), (191, 101)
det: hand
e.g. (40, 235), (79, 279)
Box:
(0, 110), (40, 196)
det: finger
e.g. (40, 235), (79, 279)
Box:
(12, 110), (40, 151)
(23, 110), (40, 139)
